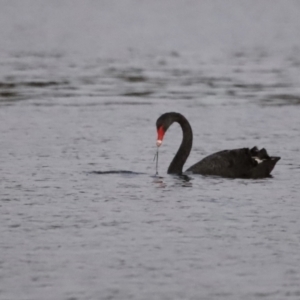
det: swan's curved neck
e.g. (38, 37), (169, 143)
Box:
(167, 116), (193, 174)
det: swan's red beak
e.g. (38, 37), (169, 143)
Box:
(156, 126), (165, 147)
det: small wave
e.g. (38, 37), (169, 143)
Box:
(88, 170), (145, 175)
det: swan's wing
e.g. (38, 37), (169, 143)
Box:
(186, 147), (280, 178)
(186, 148), (253, 177)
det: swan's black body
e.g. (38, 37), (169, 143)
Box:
(156, 112), (280, 178)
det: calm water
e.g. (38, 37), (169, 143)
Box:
(1, 1), (300, 300)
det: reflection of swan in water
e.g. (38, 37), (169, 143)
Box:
(156, 112), (280, 178)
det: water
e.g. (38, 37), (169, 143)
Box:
(1, 1), (300, 299)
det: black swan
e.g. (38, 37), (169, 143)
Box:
(156, 112), (280, 178)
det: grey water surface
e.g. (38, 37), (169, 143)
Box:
(1, 1), (300, 300)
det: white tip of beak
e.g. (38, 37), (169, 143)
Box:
(156, 140), (162, 147)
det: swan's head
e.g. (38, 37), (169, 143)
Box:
(156, 112), (177, 147)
